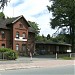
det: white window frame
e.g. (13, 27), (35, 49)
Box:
(1, 31), (5, 38)
(22, 32), (26, 39)
(16, 32), (19, 38)
(16, 44), (19, 51)
(2, 44), (5, 48)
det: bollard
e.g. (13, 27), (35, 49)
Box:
(70, 53), (71, 58)
(30, 52), (32, 61)
(3, 53), (4, 60)
(56, 53), (57, 59)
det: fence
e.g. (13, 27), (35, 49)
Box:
(0, 52), (6, 60)
(0, 53), (2, 59)
(70, 53), (75, 58)
(0, 52), (15, 60)
(56, 53), (75, 59)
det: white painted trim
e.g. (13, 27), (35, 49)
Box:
(14, 37), (27, 41)
(12, 15), (23, 23)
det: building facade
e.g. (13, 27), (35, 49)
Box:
(0, 15), (72, 56)
(0, 15), (35, 56)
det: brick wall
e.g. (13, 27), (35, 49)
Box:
(0, 29), (10, 48)
(12, 18), (29, 55)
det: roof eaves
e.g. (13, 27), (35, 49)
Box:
(12, 15), (30, 27)
(35, 42), (71, 46)
(12, 15), (23, 24)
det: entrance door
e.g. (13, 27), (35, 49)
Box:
(22, 44), (26, 52)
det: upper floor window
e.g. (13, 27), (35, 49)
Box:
(16, 32), (19, 39)
(1, 31), (5, 38)
(22, 32), (26, 39)
(2, 44), (5, 48)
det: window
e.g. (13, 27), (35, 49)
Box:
(22, 32), (26, 39)
(16, 44), (19, 51)
(19, 24), (23, 28)
(2, 44), (5, 48)
(1, 31), (5, 38)
(16, 32), (19, 38)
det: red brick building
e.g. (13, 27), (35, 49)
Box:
(0, 15), (71, 56)
(0, 15), (35, 56)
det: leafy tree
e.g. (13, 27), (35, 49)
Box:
(47, 34), (51, 40)
(42, 34), (46, 42)
(28, 21), (40, 33)
(47, 0), (75, 52)
(0, 12), (5, 18)
(36, 34), (52, 42)
(0, 0), (9, 10)
(53, 34), (66, 43)
(28, 21), (40, 41)
(36, 35), (44, 42)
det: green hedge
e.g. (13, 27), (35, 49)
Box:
(0, 48), (11, 52)
(0, 48), (18, 60)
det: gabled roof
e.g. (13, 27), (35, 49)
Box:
(0, 15), (30, 29)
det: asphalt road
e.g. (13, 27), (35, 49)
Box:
(0, 65), (74, 75)
(0, 55), (56, 64)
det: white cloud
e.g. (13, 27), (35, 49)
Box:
(3, 0), (56, 36)
(34, 11), (56, 36)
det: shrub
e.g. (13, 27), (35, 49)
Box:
(0, 48), (11, 52)
(5, 50), (18, 60)
(0, 48), (18, 60)
(61, 56), (72, 60)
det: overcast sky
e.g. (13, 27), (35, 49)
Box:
(3, 0), (56, 36)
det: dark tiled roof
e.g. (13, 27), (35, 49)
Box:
(36, 41), (71, 46)
(0, 16), (19, 29)
(0, 18), (8, 29)
(28, 27), (36, 33)
(0, 15), (30, 29)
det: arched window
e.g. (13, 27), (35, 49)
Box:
(16, 32), (19, 38)
(16, 44), (19, 51)
(2, 44), (5, 48)
(22, 32), (26, 39)
(1, 31), (5, 38)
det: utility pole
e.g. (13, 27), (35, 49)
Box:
(13, 2), (14, 17)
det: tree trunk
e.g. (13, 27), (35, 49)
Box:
(70, 25), (75, 53)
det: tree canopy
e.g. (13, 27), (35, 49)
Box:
(47, 0), (75, 52)
(28, 21), (40, 34)
(47, 34), (51, 40)
(0, 0), (9, 10)
(0, 12), (5, 18)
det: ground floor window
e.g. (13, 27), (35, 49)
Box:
(16, 44), (19, 51)
(2, 44), (5, 48)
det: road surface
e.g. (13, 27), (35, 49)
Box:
(0, 65), (74, 75)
